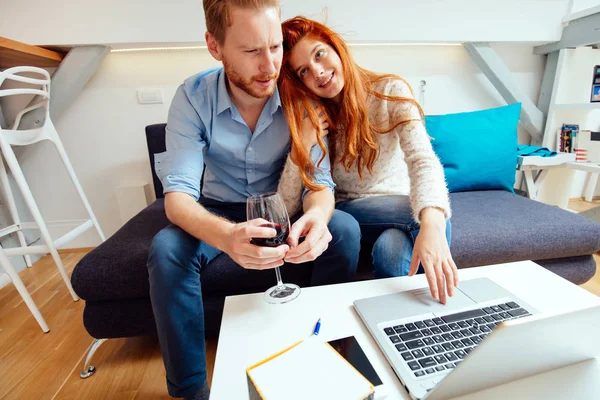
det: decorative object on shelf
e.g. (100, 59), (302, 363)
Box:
(575, 146), (588, 162)
(575, 130), (600, 163)
(557, 124), (578, 153)
(591, 65), (600, 103)
(574, 129), (590, 162)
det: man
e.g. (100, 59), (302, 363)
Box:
(147, 1), (361, 399)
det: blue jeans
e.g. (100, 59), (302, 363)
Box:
(336, 195), (452, 279)
(147, 197), (361, 398)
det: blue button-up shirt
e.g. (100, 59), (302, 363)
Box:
(155, 67), (334, 203)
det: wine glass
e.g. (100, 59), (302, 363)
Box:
(246, 192), (300, 304)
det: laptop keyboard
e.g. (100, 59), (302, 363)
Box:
(382, 301), (532, 378)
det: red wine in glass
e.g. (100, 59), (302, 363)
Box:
(246, 192), (300, 304)
(251, 223), (290, 247)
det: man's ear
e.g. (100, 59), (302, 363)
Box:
(205, 32), (222, 61)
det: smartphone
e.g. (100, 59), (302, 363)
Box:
(328, 335), (389, 399)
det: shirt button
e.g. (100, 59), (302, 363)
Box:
(248, 169), (253, 173)
(248, 147), (253, 151)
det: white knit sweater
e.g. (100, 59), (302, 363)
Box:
(277, 79), (451, 223)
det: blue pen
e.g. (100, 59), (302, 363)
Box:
(313, 318), (321, 336)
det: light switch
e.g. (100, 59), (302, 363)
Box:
(137, 88), (164, 104)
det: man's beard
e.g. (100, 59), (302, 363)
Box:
(223, 58), (278, 99)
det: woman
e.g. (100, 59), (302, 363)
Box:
(277, 16), (458, 303)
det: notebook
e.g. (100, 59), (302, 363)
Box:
(246, 338), (375, 400)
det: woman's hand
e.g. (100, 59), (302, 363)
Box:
(409, 207), (458, 304)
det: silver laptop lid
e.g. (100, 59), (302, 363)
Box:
(353, 278), (539, 399)
(425, 304), (600, 399)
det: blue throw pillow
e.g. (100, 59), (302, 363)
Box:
(425, 103), (521, 193)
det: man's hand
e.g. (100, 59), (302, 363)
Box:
(284, 209), (332, 264)
(291, 107), (330, 166)
(223, 218), (289, 270)
(408, 208), (458, 305)
(300, 106), (329, 150)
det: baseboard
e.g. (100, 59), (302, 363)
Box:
(57, 247), (96, 254)
(569, 196), (600, 202)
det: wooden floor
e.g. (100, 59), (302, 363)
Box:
(0, 199), (598, 400)
(569, 197), (600, 213)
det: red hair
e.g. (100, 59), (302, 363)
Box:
(279, 16), (424, 191)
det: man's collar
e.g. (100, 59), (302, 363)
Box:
(216, 70), (233, 115)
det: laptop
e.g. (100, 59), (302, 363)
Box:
(353, 277), (600, 399)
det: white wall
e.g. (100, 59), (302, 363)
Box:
(0, 0), (568, 46)
(3, 44), (543, 250)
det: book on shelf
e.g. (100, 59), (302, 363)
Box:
(558, 124), (600, 162)
(558, 124), (579, 153)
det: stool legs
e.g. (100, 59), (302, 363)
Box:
(49, 123), (106, 242)
(0, 155), (32, 267)
(0, 136), (79, 301)
(0, 245), (49, 332)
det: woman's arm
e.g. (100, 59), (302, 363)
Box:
(278, 107), (331, 217)
(385, 80), (451, 224)
(384, 79), (457, 303)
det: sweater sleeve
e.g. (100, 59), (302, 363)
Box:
(277, 155), (304, 217)
(385, 79), (451, 223)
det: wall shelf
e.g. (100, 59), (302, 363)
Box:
(562, 4), (600, 23)
(0, 36), (65, 69)
(554, 103), (600, 110)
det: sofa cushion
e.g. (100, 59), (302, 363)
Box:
(71, 199), (312, 302)
(82, 295), (225, 339)
(426, 103), (521, 193)
(449, 190), (600, 268)
(73, 191), (600, 303)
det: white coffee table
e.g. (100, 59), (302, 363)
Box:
(210, 261), (600, 399)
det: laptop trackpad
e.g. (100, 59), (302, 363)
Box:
(353, 278), (507, 324)
(355, 285), (479, 324)
(409, 287), (477, 316)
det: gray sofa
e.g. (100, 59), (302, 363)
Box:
(71, 123), (600, 342)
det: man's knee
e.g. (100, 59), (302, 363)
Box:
(148, 225), (199, 279)
(327, 209), (361, 248)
